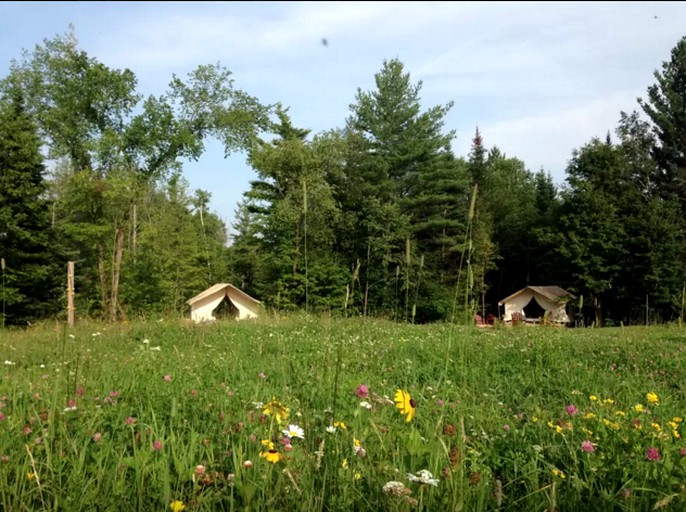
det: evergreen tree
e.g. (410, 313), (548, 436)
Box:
(0, 82), (62, 325)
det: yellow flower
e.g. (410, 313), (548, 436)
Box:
(263, 399), (289, 425)
(27, 472), (36, 481)
(633, 404), (645, 413)
(551, 468), (566, 479)
(342, 458), (348, 469)
(652, 423), (662, 432)
(615, 410), (626, 417)
(646, 392), (659, 404)
(589, 395), (598, 402)
(673, 417), (683, 423)
(261, 439), (275, 449)
(333, 421), (347, 430)
(583, 412), (596, 420)
(394, 389), (416, 422)
(602, 398), (615, 405)
(260, 449), (282, 464)
(170, 501), (186, 512)
(354, 472), (362, 481)
(353, 438), (362, 448)
(668, 421), (679, 430)
(673, 430), (681, 439)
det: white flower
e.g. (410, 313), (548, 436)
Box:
(359, 401), (372, 410)
(149, 346), (161, 351)
(68, 334), (75, 339)
(142, 338), (150, 344)
(4, 360), (15, 366)
(63, 406), (78, 413)
(252, 401), (264, 409)
(325, 425), (337, 434)
(91, 332), (101, 337)
(39, 364), (45, 368)
(382, 481), (409, 496)
(282, 424), (305, 440)
(407, 469), (439, 486)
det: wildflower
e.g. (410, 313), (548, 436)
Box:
(263, 399), (289, 425)
(125, 416), (137, 426)
(356, 384), (369, 399)
(394, 389), (416, 422)
(93, 433), (102, 443)
(359, 401), (372, 410)
(258, 372), (266, 379)
(583, 412), (596, 420)
(27, 472), (36, 480)
(63, 406), (78, 413)
(581, 440), (595, 453)
(353, 438), (366, 457)
(680, 448), (686, 457)
(589, 395), (598, 402)
(260, 449), (282, 464)
(333, 421), (347, 430)
(551, 468), (566, 479)
(503, 424), (510, 432)
(646, 447), (660, 461)
(602, 398), (615, 405)
(164, 375), (172, 383)
(4, 360), (16, 366)
(566, 405), (578, 415)
(0, 413), (5, 422)
(170, 501), (185, 512)
(282, 424), (305, 440)
(142, 338), (150, 344)
(284, 443), (293, 452)
(646, 392), (659, 404)
(354, 472), (362, 480)
(633, 404), (645, 413)
(34, 437), (42, 445)
(651, 423), (662, 432)
(341, 458), (348, 469)
(407, 469), (439, 486)
(153, 440), (163, 451)
(1, 455), (8, 463)
(615, 410), (626, 417)
(674, 417), (683, 423)
(195, 465), (206, 476)
(383, 481), (411, 497)
(243, 460), (253, 468)
(326, 425), (337, 434)
(22, 425), (32, 435)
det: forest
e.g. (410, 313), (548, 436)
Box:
(2, 29), (686, 327)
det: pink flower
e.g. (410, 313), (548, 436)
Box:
(437, 399), (445, 407)
(125, 416), (137, 426)
(109, 391), (120, 398)
(284, 444), (293, 452)
(680, 447), (686, 457)
(67, 398), (77, 408)
(195, 465), (206, 476)
(243, 460), (253, 468)
(258, 372), (266, 380)
(22, 424), (32, 435)
(191, 389), (198, 396)
(503, 424), (510, 432)
(646, 447), (660, 461)
(355, 384), (369, 399)
(0, 455), (7, 463)
(566, 404), (578, 415)
(34, 437), (42, 445)
(76, 387), (85, 396)
(249, 434), (257, 443)
(153, 440), (163, 451)
(163, 375), (171, 383)
(33, 393), (40, 400)
(0, 413), (5, 422)
(581, 440), (595, 453)
(280, 437), (292, 447)
(93, 433), (102, 443)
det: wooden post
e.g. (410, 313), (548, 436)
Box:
(67, 261), (75, 327)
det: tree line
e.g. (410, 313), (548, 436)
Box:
(2, 28), (686, 326)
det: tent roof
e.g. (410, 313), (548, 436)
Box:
(498, 286), (576, 305)
(186, 283), (261, 306)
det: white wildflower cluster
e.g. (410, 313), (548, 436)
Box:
(382, 481), (411, 497)
(4, 361), (15, 366)
(359, 401), (372, 410)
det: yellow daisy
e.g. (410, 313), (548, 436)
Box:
(263, 398), (289, 425)
(260, 448), (283, 464)
(170, 501), (186, 512)
(394, 389), (416, 422)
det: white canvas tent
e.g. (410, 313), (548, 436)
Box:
(498, 286), (576, 324)
(186, 283), (261, 323)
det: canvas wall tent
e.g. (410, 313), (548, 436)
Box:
(498, 286), (576, 324)
(186, 283), (261, 323)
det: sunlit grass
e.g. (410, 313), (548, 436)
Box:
(1, 318), (686, 510)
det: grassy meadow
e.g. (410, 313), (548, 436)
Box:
(1, 316), (686, 511)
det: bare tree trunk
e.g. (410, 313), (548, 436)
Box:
(363, 241), (371, 317)
(98, 243), (107, 313)
(594, 296), (602, 328)
(293, 221), (301, 275)
(109, 228), (124, 322)
(131, 202), (137, 263)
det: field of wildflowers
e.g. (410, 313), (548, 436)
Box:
(1, 317), (686, 511)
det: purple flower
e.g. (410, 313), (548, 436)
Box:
(646, 447), (660, 461)
(437, 399), (445, 407)
(581, 440), (595, 453)
(566, 404), (578, 415)
(355, 384), (369, 399)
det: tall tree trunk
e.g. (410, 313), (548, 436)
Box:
(293, 220), (301, 275)
(109, 228), (124, 322)
(131, 201), (137, 263)
(98, 243), (107, 314)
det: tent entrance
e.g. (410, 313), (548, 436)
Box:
(214, 294), (239, 320)
(523, 296), (546, 319)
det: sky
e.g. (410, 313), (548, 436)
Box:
(2, 1), (685, 236)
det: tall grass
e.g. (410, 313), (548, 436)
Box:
(1, 318), (686, 510)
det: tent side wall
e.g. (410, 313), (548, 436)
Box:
(502, 290), (570, 323)
(228, 290), (259, 320)
(190, 291), (227, 322)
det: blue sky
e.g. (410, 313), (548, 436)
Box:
(2, 1), (685, 237)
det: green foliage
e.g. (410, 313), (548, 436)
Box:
(0, 81), (63, 325)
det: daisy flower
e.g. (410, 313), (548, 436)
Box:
(407, 469), (439, 486)
(394, 389), (416, 422)
(282, 424), (305, 440)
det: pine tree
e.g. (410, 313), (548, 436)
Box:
(0, 82), (62, 325)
